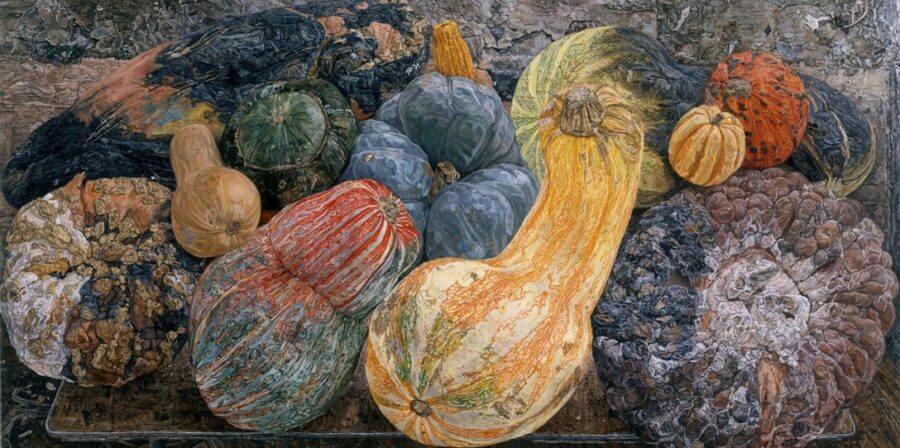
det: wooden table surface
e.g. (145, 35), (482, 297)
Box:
(44, 351), (865, 446)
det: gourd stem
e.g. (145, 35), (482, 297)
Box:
(430, 161), (461, 197)
(560, 87), (605, 137)
(710, 113), (725, 126)
(432, 21), (476, 81)
(377, 196), (400, 225)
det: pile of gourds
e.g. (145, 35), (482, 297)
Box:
(0, 2), (894, 447)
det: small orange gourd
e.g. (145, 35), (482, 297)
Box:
(668, 105), (745, 186)
(366, 85), (643, 446)
(170, 124), (261, 258)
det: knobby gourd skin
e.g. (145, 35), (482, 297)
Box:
(365, 86), (643, 447)
(1, 175), (203, 386)
(170, 124), (261, 258)
(190, 179), (421, 432)
(593, 168), (897, 447)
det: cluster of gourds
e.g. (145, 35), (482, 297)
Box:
(0, 3), (894, 448)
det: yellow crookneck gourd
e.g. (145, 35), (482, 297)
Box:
(365, 86), (644, 447)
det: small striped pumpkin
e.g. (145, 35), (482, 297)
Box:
(190, 179), (421, 431)
(668, 105), (745, 186)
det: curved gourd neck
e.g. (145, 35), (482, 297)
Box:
(495, 87), (641, 307)
(171, 124), (223, 184)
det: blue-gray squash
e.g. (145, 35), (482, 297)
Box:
(341, 73), (539, 261)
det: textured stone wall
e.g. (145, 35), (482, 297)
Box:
(0, 0), (898, 362)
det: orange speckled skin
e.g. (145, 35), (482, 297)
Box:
(706, 52), (809, 169)
(365, 87), (644, 446)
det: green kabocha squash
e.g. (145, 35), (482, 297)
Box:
(511, 26), (708, 208)
(222, 79), (356, 209)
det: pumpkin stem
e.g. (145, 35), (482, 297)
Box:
(410, 399), (433, 417)
(725, 79), (752, 98)
(560, 86), (605, 137)
(710, 113), (725, 126)
(377, 196), (400, 225)
(432, 21), (476, 81)
(430, 161), (461, 197)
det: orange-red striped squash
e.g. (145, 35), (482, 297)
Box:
(365, 85), (644, 446)
(190, 179), (421, 431)
(668, 105), (745, 186)
(706, 51), (809, 169)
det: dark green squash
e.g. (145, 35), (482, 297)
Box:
(790, 75), (875, 196)
(1, 2), (428, 209)
(223, 79), (357, 208)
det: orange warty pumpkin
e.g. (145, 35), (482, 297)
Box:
(706, 51), (809, 169)
(668, 105), (745, 186)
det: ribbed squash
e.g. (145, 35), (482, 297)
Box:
(511, 26), (708, 208)
(340, 120), (539, 261)
(191, 179), (421, 431)
(364, 72), (539, 261)
(170, 124), (260, 258)
(668, 105), (745, 186)
(365, 85), (643, 446)
(706, 51), (809, 169)
(222, 79), (356, 209)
